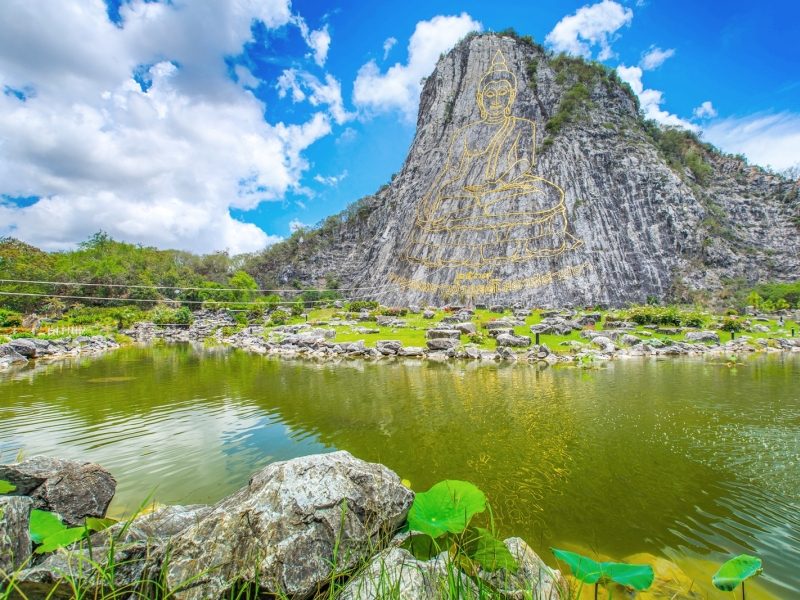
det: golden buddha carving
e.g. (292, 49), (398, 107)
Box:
(404, 50), (581, 269)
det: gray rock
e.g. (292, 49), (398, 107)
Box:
(496, 333), (532, 347)
(377, 340), (403, 355)
(0, 344), (28, 365)
(489, 305), (505, 313)
(620, 334), (642, 346)
(0, 456), (116, 526)
(478, 537), (566, 599)
(339, 547), (477, 600)
(426, 338), (459, 351)
(425, 329), (461, 340)
(751, 324), (770, 333)
(454, 322), (477, 335)
(398, 346), (425, 357)
(590, 336), (616, 352)
(422, 310), (435, 319)
(685, 331), (721, 344)
(7, 338), (37, 358)
(0, 496), (33, 573)
(163, 451), (413, 600)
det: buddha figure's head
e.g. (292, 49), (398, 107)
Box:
(477, 50), (517, 121)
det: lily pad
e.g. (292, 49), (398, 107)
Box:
(35, 527), (88, 554)
(407, 480), (486, 538)
(0, 479), (16, 494)
(30, 509), (66, 544)
(712, 554), (763, 592)
(552, 548), (654, 590)
(470, 527), (518, 572)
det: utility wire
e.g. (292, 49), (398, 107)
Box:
(0, 278), (387, 294)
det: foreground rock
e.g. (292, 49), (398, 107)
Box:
(164, 451), (414, 599)
(0, 456), (116, 526)
(0, 496), (33, 573)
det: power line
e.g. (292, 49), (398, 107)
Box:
(0, 289), (396, 306)
(0, 278), (387, 294)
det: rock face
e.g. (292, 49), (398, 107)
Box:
(0, 496), (33, 573)
(164, 451), (414, 599)
(0, 456), (116, 526)
(248, 33), (799, 307)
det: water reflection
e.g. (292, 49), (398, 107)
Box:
(0, 347), (798, 595)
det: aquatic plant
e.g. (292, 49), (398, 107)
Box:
(551, 548), (654, 599)
(405, 480), (517, 574)
(712, 554), (762, 599)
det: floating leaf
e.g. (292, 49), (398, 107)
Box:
(407, 480), (486, 538)
(470, 527), (518, 572)
(401, 478), (412, 489)
(552, 548), (603, 584)
(35, 527), (88, 554)
(552, 548), (654, 590)
(29, 509), (66, 544)
(86, 516), (117, 532)
(603, 562), (655, 590)
(0, 479), (16, 494)
(712, 554), (763, 592)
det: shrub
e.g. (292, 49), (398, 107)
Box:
(378, 307), (408, 317)
(0, 309), (23, 327)
(720, 316), (743, 332)
(345, 300), (378, 312)
(468, 332), (486, 345)
(269, 309), (290, 326)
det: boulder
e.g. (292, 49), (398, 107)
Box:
(477, 538), (566, 600)
(0, 344), (28, 366)
(576, 313), (602, 326)
(685, 331), (720, 344)
(496, 333), (531, 347)
(620, 334), (642, 346)
(163, 451), (413, 600)
(422, 310), (435, 319)
(398, 346), (425, 357)
(454, 322), (477, 335)
(488, 327), (514, 338)
(425, 329), (460, 340)
(0, 496), (33, 573)
(489, 305), (505, 313)
(376, 340), (402, 355)
(0, 456), (116, 526)
(590, 336), (616, 353)
(7, 338), (37, 358)
(426, 338), (458, 351)
(338, 547), (476, 600)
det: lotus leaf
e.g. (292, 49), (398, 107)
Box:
(407, 480), (486, 538)
(712, 554), (763, 592)
(552, 548), (654, 590)
(470, 527), (518, 572)
(35, 527), (88, 554)
(30, 509), (66, 544)
(0, 479), (16, 494)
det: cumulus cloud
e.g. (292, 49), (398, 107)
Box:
(292, 15), (331, 67)
(545, 0), (633, 60)
(703, 112), (800, 171)
(313, 170), (348, 186)
(640, 46), (675, 70)
(353, 13), (482, 120)
(693, 100), (718, 119)
(383, 37), (397, 59)
(0, 0), (332, 253)
(616, 64), (697, 130)
(277, 69), (353, 125)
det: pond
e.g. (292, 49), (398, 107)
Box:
(1, 346), (798, 597)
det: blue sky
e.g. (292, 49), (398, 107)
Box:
(1, 0), (798, 253)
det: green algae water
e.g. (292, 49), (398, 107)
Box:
(1, 346), (798, 597)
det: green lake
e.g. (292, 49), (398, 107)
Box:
(1, 346), (798, 597)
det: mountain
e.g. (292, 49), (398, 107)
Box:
(248, 32), (800, 308)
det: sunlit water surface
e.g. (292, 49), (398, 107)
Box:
(1, 346), (798, 597)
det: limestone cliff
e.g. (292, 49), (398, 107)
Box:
(249, 33), (800, 307)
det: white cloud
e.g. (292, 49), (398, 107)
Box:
(353, 13), (483, 120)
(640, 46), (675, 70)
(289, 218), (310, 233)
(277, 69), (353, 125)
(0, 0), (332, 253)
(616, 64), (697, 130)
(693, 100), (718, 119)
(383, 37), (397, 59)
(545, 0), (633, 61)
(313, 170), (348, 186)
(292, 15), (330, 67)
(703, 112), (800, 171)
